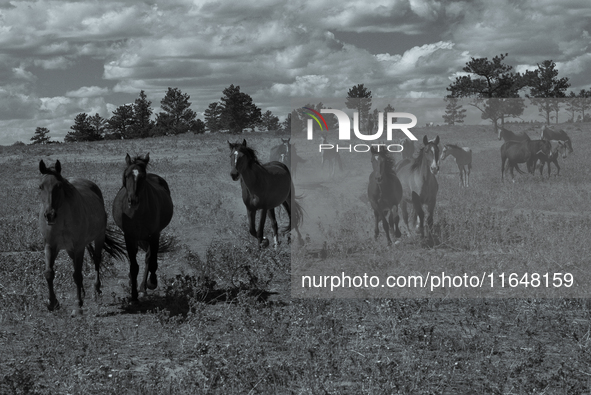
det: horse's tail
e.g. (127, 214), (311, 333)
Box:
(282, 183), (305, 233)
(86, 227), (127, 261)
(138, 233), (176, 253)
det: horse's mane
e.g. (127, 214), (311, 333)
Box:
(445, 143), (463, 150)
(237, 145), (262, 166)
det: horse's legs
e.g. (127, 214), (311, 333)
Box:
(372, 209), (382, 241)
(281, 200), (303, 244)
(458, 165), (464, 187)
(93, 234), (105, 297)
(68, 248), (85, 313)
(467, 164), (471, 187)
(501, 156), (507, 181)
(124, 234), (140, 301)
(400, 200), (411, 235)
(553, 158), (560, 176)
(247, 208), (257, 238)
(257, 209), (268, 247)
(267, 208), (279, 248)
(43, 244), (60, 311)
(411, 192), (425, 237)
(142, 233), (160, 291)
(392, 207), (402, 238)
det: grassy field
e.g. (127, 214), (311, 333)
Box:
(1, 123), (591, 394)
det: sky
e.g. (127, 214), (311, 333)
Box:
(0, 0), (590, 145)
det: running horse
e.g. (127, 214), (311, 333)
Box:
(367, 146), (403, 245)
(269, 138), (306, 179)
(396, 136), (440, 238)
(319, 135), (343, 177)
(112, 154), (174, 302)
(269, 138), (291, 163)
(229, 139), (303, 248)
(38, 160), (125, 314)
(440, 144), (472, 187)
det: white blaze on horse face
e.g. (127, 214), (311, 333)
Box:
(234, 151), (238, 166)
(132, 169), (139, 180)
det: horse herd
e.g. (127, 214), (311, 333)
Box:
(35, 124), (573, 313)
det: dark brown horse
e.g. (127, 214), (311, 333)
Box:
(269, 138), (306, 179)
(498, 127), (530, 142)
(229, 139), (303, 248)
(540, 125), (573, 153)
(38, 160), (125, 314)
(112, 154), (174, 301)
(501, 140), (551, 182)
(396, 136), (440, 238)
(367, 147), (402, 245)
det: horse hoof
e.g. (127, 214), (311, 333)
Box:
(147, 273), (158, 290)
(71, 308), (83, 317)
(260, 238), (270, 248)
(394, 240), (401, 245)
(47, 300), (60, 311)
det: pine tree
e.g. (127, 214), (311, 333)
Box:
(219, 85), (262, 134)
(130, 90), (153, 138)
(442, 97), (467, 125)
(30, 127), (51, 144)
(155, 87), (198, 135)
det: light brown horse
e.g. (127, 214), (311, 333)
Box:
(396, 136), (440, 238)
(38, 160), (125, 314)
(367, 147), (402, 245)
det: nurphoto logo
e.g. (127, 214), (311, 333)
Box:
(302, 107), (419, 153)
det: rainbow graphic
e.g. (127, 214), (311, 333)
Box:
(302, 107), (328, 131)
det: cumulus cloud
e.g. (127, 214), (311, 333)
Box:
(0, 0), (589, 145)
(65, 86), (109, 98)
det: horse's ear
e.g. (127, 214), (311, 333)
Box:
(242, 139), (247, 147)
(227, 140), (232, 150)
(39, 160), (47, 174)
(55, 160), (61, 175)
(423, 135), (428, 145)
(144, 153), (150, 164)
(434, 136), (440, 145)
(125, 153), (132, 166)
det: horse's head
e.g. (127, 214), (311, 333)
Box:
(228, 139), (251, 181)
(370, 146), (390, 184)
(123, 153), (149, 208)
(39, 160), (65, 225)
(281, 138), (291, 154)
(557, 140), (568, 159)
(423, 135), (441, 175)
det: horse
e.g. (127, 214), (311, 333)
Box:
(112, 153), (174, 302)
(269, 138), (291, 163)
(533, 140), (568, 177)
(498, 127), (530, 142)
(440, 144), (472, 187)
(501, 140), (551, 182)
(269, 138), (306, 179)
(228, 139), (303, 248)
(319, 135), (343, 177)
(395, 136), (440, 238)
(38, 160), (125, 314)
(367, 146), (403, 245)
(399, 138), (415, 160)
(540, 125), (573, 153)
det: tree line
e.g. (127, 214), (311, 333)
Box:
(31, 85), (285, 144)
